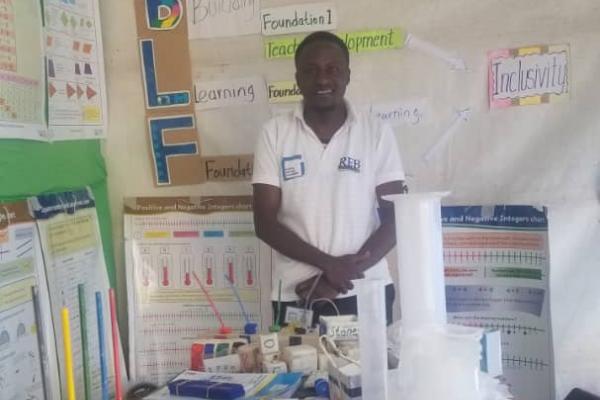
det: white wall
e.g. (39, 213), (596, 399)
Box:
(101, 1), (600, 398)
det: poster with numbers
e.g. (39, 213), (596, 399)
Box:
(0, 0), (47, 139)
(442, 205), (554, 400)
(124, 196), (271, 385)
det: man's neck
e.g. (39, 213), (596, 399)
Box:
(303, 103), (348, 144)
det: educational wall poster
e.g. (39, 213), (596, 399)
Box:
(488, 44), (570, 109)
(186, 0), (261, 39)
(366, 99), (429, 127)
(442, 205), (555, 400)
(193, 76), (267, 111)
(0, 201), (59, 400)
(0, 0), (47, 140)
(29, 188), (124, 400)
(265, 27), (406, 59)
(260, 2), (337, 36)
(124, 196), (270, 385)
(44, 0), (108, 140)
(135, 0), (204, 186)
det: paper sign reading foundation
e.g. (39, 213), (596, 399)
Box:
(267, 81), (302, 103)
(187, 0), (261, 39)
(488, 44), (569, 108)
(265, 27), (406, 59)
(260, 2), (336, 36)
(194, 76), (266, 111)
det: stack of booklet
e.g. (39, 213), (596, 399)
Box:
(146, 370), (303, 399)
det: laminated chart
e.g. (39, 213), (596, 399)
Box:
(0, 201), (58, 400)
(442, 206), (554, 400)
(0, 0), (46, 139)
(124, 196), (270, 385)
(44, 0), (107, 139)
(30, 188), (123, 400)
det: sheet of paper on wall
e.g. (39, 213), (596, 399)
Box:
(186, 0), (261, 39)
(260, 2), (337, 36)
(194, 76), (267, 111)
(29, 188), (125, 400)
(365, 99), (430, 128)
(0, 201), (60, 400)
(0, 0), (47, 140)
(442, 205), (555, 400)
(44, 0), (108, 139)
(488, 44), (569, 109)
(124, 196), (271, 385)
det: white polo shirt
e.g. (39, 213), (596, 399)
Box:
(252, 101), (405, 301)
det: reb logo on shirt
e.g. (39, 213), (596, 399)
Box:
(338, 156), (361, 173)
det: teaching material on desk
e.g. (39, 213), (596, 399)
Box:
(134, 0), (204, 186)
(61, 307), (77, 400)
(146, 370), (303, 400)
(124, 196), (270, 385)
(0, 0), (46, 139)
(0, 200), (59, 400)
(488, 44), (569, 109)
(29, 188), (125, 400)
(260, 2), (337, 36)
(44, 0), (108, 139)
(356, 279), (387, 400)
(96, 291), (110, 400)
(110, 288), (124, 400)
(385, 193), (512, 400)
(186, 0), (261, 39)
(442, 205), (555, 400)
(78, 284), (92, 399)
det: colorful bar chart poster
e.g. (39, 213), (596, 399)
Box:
(442, 205), (555, 400)
(0, 0), (47, 139)
(44, 0), (107, 139)
(30, 189), (123, 399)
(0, 201), (60, 400)
(124, 196), (271, 385)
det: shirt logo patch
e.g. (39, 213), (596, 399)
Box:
(338, 156), (361, 173)
(282, 154), (305, 181)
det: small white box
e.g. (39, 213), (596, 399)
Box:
(259, 333), (279, 356)
(262, 359), (288, 373)
(281, 345), (318, 375)
(328, 357), (361, 400)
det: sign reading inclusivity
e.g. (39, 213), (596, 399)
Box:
(488, 44), (569, 109)
(264, 27), (406, 59)
(260, 2), (337, 36)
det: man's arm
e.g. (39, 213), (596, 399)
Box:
(354, 180), (407, 272)
(253, 183), (366, 293)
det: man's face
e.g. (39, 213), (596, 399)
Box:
(295, 41), (350, 112)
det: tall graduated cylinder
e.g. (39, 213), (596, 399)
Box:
(385, 193), (448, 330)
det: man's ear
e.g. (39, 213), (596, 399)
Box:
(346, 68), (351, 84)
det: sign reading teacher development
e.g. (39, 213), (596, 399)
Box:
(260, 2), (337, 36)
(488, 44), (569, 109)
(264, 27), (406, 59)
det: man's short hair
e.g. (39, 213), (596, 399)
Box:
(294, 31), (350, 66)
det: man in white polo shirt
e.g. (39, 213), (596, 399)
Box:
(252, 31), (406, 326)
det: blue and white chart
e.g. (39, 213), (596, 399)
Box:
(442, 205), (554, 400)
